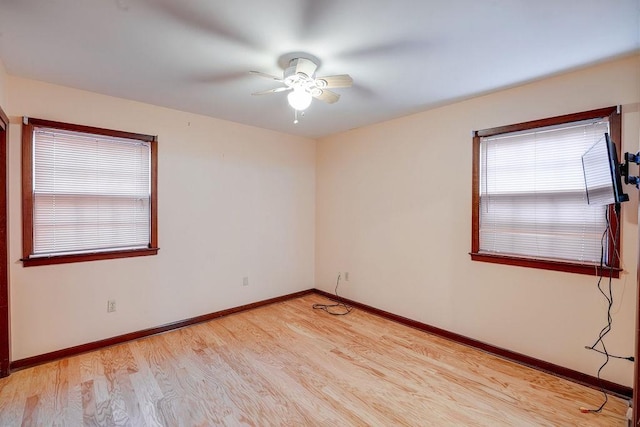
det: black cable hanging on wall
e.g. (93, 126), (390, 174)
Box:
(581, 207), (633, 414)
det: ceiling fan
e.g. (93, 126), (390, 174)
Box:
(250, 57), (353, 113)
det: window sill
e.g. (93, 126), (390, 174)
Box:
(22, 247), (159, 267)
(470, 252), (621, 278)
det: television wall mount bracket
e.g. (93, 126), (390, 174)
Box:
(621, 152), (640, 188)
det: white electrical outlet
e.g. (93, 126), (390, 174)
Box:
(345, 272), (349, 281)
(243, 276), (249, 286)
(107, 300), (116, 313)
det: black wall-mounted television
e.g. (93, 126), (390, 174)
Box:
(581, 133), (629, 205)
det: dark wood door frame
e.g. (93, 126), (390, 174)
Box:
(634, 205), (640, 424)
(0, 105), (8, 378)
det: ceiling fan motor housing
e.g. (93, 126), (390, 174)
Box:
(290, 58), (317, 78)
(283, 58), (323, 96)
(250, 54), (350, 105)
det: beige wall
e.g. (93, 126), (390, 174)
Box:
(4, 54), (639, 388)
(6, 77), (316, 360)
(0, 58), (7, 107)
(316, 54), (640, 387)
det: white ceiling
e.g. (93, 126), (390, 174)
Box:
(0, 0), (638, 139)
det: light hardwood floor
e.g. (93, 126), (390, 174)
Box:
(0, 294), (630, 426)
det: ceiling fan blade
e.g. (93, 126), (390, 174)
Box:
(316, 74), (353, 89)
(313, 89), (340, 104)
(251, 87), (291, 96)
(151, 1), (262, 50)
(249, 70), (283, 81)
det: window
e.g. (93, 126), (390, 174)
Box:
(471, 107), (621, 277)
(22, 118), (158, 266)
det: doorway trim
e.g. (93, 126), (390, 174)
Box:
(0, 105), (9, 378)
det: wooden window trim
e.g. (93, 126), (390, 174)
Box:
(471, 106), (622, 278)
(21, 118), (159, 266)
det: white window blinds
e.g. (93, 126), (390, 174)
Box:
(479, 119), (610, 264)
(32, 127), (151, 256)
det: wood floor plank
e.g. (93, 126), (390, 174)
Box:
(133, 337), (185, 425)
(0, 371), (28, 425)
(0, 294), (630, 426)
(20, 394), (39, 427)
(127, 358), (164, 427)
(81, 379), (98, 426)
(50, 359), (70, 425)
(65, 357), (86, 425)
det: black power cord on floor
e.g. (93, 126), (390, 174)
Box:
(313, 274), (353, 316)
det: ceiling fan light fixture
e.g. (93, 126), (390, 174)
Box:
(287, 88), (312, 111)
(250, 54), (353, 114)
